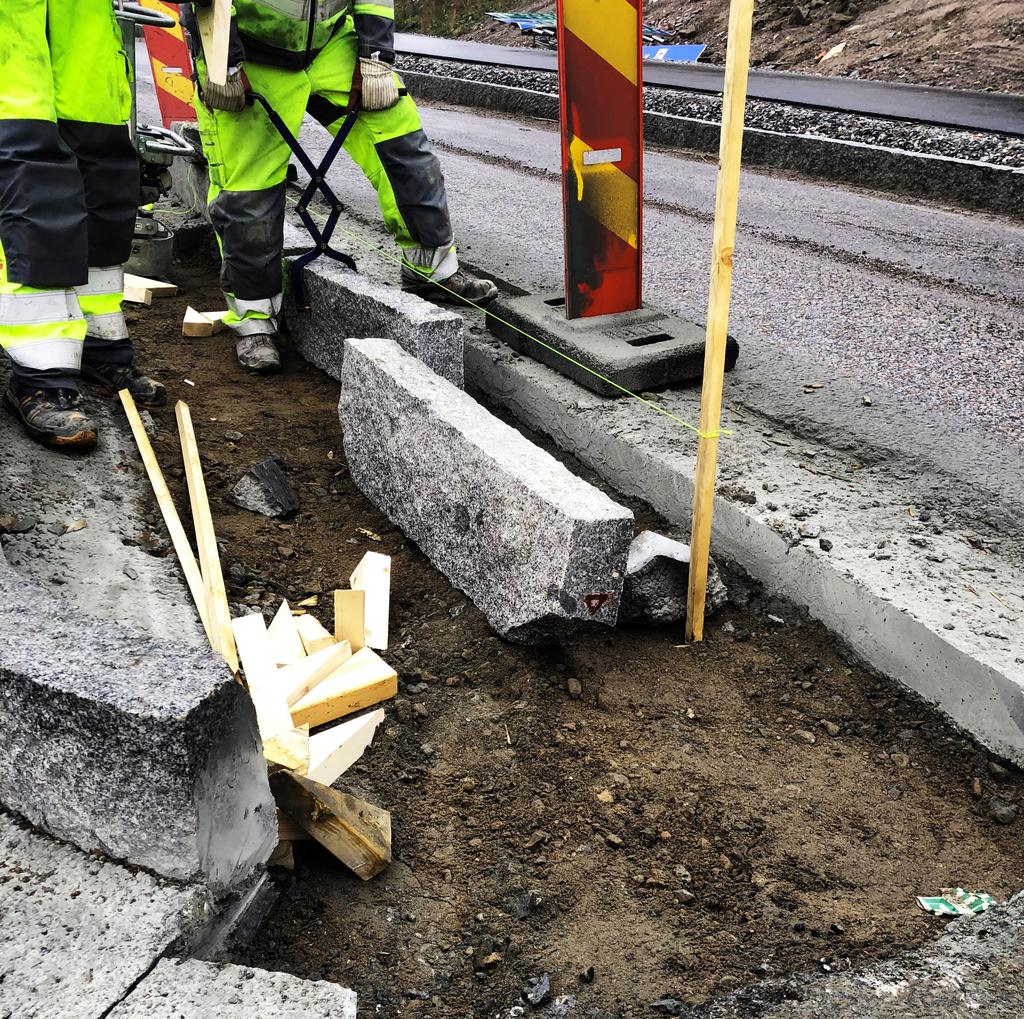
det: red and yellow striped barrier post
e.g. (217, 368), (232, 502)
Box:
(557, 0), (643, 319)
(140, 0), (197, 128)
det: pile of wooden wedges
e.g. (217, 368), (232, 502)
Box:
(120, 390), (398, 880)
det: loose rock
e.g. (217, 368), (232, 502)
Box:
(228, 457), (299, 518)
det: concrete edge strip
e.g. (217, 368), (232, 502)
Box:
(400, 70), (1024, 215)
(463, 339), (1024, 765)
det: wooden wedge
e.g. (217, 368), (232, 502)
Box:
(296, 612), (335, 655)
(307, 708), (384, 786)
(119, 391), (214, 647)
(123, 282), (152, 306)
(183, 306), (215, 338)
(350, 551), (390, 650)
(232, 613), (293, 739)
(125, 272), (177, 298)
(263, 724), (310, 775)
(267, 600), (306, 666)
(279, 640), (353, 707)
(270, 771), (391, 880)
(291, 646), (397, 729)
(333, 589), (365, 652)
(176, 400), (238, 672)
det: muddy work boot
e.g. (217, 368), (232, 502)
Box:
(4, 384), (98, 450)
(82, 362), (167, 407)
(236, 333), (281, 374)
(403, 267), (499, 307)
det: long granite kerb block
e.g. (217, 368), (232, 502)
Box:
(284, 258), (465, 387)
(0, 553), (276, 893)
(339, 338), (634, 643)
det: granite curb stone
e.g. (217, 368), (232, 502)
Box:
(339, 337), (633, 642)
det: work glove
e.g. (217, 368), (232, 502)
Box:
(359, 54), (401, 111)
(203, 66), (248, 113)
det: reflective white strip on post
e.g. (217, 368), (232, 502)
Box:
(4, 336), (84, 371)
(582, 147), (623, 166)
(84, 310), (129, 340)
(75, 266), (124, 297)
(0, 290), (80, 327)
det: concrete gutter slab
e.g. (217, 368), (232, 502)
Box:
(464, 330), (1024, 762)
(0, 811), (206, 1019)
(108, 959), (357, 1018)
(489, 291), (738, 396)
(0, 548), (276, 891)
(284, 258), (465, 387)
(340, 337), (634, 642)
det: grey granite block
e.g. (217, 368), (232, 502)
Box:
(284, 258), (465, 387)
(0, 553), (276, 892)
(620, 531), (728, 624)
(339, 338), (634, 643)
(0, 811), (206, 1019)
(109, 959), (357, 1018)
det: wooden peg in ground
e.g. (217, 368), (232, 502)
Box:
(270, 770), (391, 880)
(232, 613), (293, 740)
(350, 551), (391, 650)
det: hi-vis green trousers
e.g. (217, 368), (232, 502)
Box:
(194, 19), (456, 339)
(0, 0), (140, 391)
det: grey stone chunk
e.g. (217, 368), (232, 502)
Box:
(109, 959), (357, 1018)
(487, 291), (739, 397)
(228, 458), (299, 518)
(284, 258), (465, 387)
(0, 553), (276, 892)
(620, 531), (728, 624)
(339, 338), (633, 643)
(0, 811), (206, 1019)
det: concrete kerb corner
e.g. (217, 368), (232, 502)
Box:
(283, 256), (466, 387)
(0, 549), (277, 893)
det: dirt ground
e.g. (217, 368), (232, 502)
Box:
(454, 0), (1024, 93)
(132, 263), (1024, 1017)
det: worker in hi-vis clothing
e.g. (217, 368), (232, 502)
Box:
(0, 1), (165, 450)
(182, 0), (498, 374)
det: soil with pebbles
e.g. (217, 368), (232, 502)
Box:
(132, 265), (1024, 1017)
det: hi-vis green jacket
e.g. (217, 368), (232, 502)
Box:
(186, 0), (397, 71)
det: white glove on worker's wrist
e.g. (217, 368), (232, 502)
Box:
(359, 55), (400, 111)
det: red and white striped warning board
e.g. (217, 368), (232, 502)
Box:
(557, 0), (643, 319)
(141, 0), (197, 127)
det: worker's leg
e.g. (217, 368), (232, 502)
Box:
(0, 0), (97, 447)
(193, 58), (306, 369)
(306, 25), (497, 303)
(50, 0), (164, 406)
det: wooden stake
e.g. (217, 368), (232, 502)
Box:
(333, 589), (366, 652)
(232, 613), (293, 739)
(119, 390), (214, 647)
(267, 600), (306, 666)
(176, 400), (238, 672)
(685, 0), (755, 644)
(350, 551), (391, 650)
(196, 0), (233, 86)
(307, 708), (384, 786)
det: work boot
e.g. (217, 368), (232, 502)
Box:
(4, 384), (98, 450)
(236, 333), (281, 374)
(403, 268), (499, 307)
(82, 362), (167, 407)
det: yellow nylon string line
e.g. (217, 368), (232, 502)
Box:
(319, 221), (734, 443)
